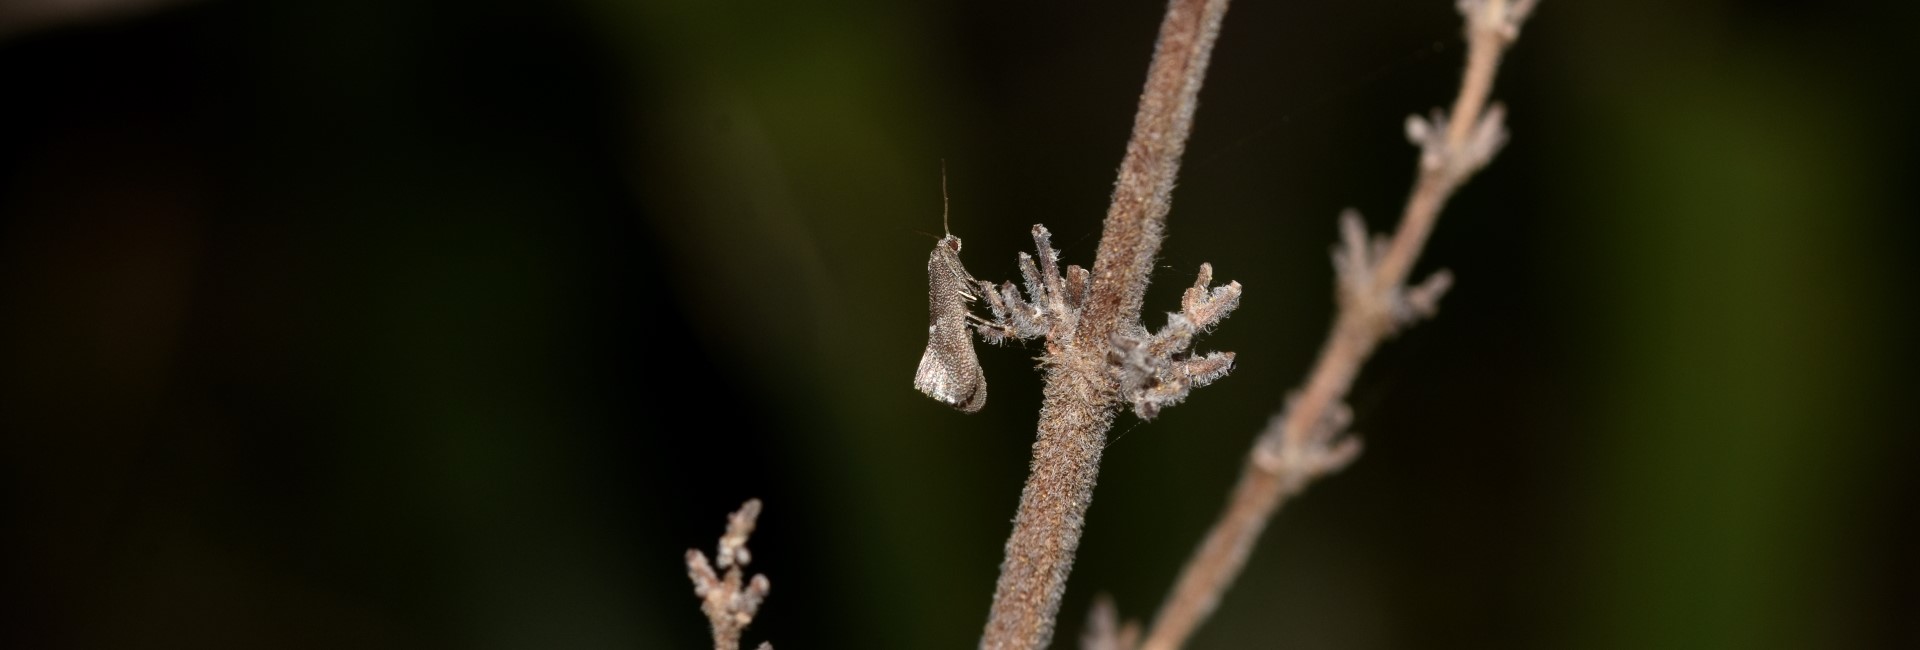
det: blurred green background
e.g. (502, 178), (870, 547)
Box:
(3, 0), (1915, 648)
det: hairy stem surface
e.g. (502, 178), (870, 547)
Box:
(981, 0), (1232, 647)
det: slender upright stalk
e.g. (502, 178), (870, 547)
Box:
(980, 0), (1232, 647)
(1138, 2), (1538, 649)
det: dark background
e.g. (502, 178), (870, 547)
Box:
(3, 0), (1915, 648)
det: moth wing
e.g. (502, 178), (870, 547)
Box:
(914, 342), (951, 401)
(956, 369), (986, 412)
(915, 339), (986, 413)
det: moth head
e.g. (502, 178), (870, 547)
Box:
(940, 234), (963, 253)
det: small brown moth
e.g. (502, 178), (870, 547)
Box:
(914, 169), (987, 412)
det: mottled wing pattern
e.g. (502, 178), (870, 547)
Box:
(914, 235), (986, 412)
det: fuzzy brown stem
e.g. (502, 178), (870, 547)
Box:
(980, 0), (1232, 648)
(1142, 313), (1376, 650)
(983, 360), (1115, 650)
(1080, 0), (1230, 347)
(1140, 2), (1532, 649)
(1371, 0), (1524, 295)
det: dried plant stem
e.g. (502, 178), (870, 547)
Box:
(687, 500), (773, 650)
(1138, 2), (1536, 649)
(981, 0), (1232, 648)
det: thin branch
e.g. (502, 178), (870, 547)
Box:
(1136, 2), (1538, 649)
(687, 499), (773, 650)
(1081, 594), (1142, 650)
(980, 0), (1234, 648)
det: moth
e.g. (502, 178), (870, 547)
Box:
(914, 172), (988, 412)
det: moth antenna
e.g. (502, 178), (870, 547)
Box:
(940, 158), (951, 236)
